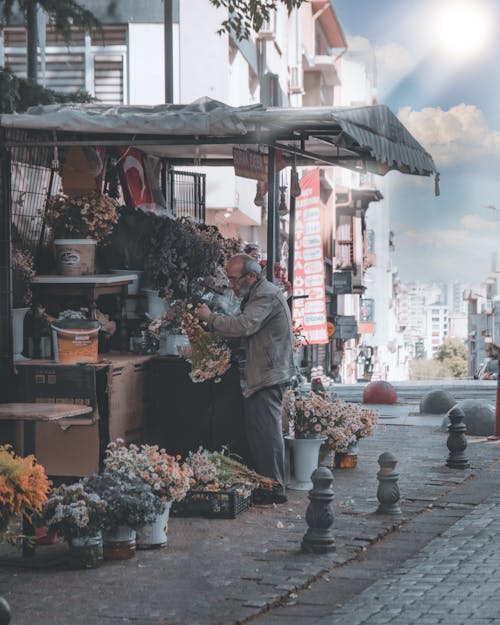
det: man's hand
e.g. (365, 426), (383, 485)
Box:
(197, 303), (211, 323)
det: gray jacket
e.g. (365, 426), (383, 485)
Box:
(207, 278), (296, 397)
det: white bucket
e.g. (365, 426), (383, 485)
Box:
(54, 239), (96, 276)
(142, 289), (168, 318)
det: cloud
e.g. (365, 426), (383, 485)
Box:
(460, 213), (500, 231)
(395, 225), (500, 281)
(346, 36), (417, 98)
(397, 104), (500, 167)
(374, 42), (416, 98)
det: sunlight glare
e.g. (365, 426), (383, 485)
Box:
(434, 1), (491, 58)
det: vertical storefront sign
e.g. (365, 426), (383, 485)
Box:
(292, 169), (328, 344)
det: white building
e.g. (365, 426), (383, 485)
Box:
(424, 304), (449, 358)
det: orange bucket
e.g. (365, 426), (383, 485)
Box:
(51, 319), (100, 364)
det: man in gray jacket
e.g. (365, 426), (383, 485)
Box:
(197, 254), (296, 503)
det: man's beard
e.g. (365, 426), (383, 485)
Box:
(236, 282), (252, 298)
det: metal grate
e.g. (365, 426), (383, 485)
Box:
(7, 129), (61, 253)
(168, 169), (206, 223)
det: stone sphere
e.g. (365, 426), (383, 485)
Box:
(420, 389), (456, 414)
(363, 381), (397, 404)
(441, 399), (495, 436)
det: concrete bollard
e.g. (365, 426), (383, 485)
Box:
(0, 596), (11, 625)
(301, 466), (336, 554)
(376, 452), (402, 516)
(446, 405), (470, 469)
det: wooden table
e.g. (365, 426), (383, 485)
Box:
(0, 402), (93, 556)
(31, 274), (137, 352)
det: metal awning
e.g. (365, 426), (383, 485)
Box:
(0, 98), (436, 176)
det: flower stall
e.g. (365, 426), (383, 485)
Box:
(0, 99), (435, 507)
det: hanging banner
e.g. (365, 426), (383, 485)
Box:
(292, 169), (329, 345)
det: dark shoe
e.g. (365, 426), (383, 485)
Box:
(252, 489), (288, 505)
(272, 492), (288, 504)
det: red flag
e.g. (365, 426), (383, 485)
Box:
(118, 147), (165, 212)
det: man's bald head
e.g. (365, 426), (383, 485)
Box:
(226, 254), (262, 296)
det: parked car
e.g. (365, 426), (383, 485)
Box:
(475, 359), (499, 380)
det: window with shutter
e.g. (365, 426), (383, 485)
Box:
(94, 55), (123, 105)
(1, 25), (126, 104)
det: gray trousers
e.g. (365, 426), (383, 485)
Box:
(243, 385), (286, 491)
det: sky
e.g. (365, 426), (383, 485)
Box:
(333, 0), (500, 284)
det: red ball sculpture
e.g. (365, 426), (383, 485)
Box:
(363, 381), (397, 404)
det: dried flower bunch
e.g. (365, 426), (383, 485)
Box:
(38, 481), (107, 541)
(148, 299), (189, 338)
(283, 390), (334, 440)
(0, 445), (50, 542)
(180, 308), (231, 383)
(353, 406), (379, 440)
(12, 246), (35, 308)
(145, 216), (230, 299)
(292, 321), (308, 351)
(283, 391), (379, 451)
(104, 440), (192, 503)
(45, 191), (119, 242)
(83, 471), (162, 532)
(185, 447), (275, 497)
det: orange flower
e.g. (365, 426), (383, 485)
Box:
(0, 445), (51, 535)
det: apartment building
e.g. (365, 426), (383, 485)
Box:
(424, 304), (449, 358)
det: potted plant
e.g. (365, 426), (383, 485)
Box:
(83, 470), (163, 559)
(143, 216), (227, 301)
(103, 440), (192, 548)
(99, 205), (158, 301)
(329, 401), (378, 469)
(0, 445), (50, 549)
(44, 191), (119, 276)
(282, 389), (333, 490)
(11, 246), (35, 360)
(38, 481), (107, 568)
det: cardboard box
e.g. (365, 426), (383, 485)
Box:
(108, 357), (151, 442)
(14, 355), (154, 477)
(14, 363), (105, 477)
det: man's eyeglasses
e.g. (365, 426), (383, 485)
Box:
(227, 273), (247, 284)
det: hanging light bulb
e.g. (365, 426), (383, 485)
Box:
(290, 156), (301, 198)
(278, 186), (288, 216)
(254, 181), (264, 207)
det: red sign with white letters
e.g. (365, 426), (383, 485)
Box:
(292, 169), (328, 344)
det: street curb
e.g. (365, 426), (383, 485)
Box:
(243, 454), (500, 625)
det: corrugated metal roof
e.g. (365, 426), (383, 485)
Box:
(0, 98), (436, 176)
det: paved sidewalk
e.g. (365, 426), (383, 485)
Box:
(0, 406), (498, 625)
(313, 492), (500, 625)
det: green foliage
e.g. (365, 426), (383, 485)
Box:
(434, 337), (467, 362)
(435, 338), (468, 379)
(410, 338), (468, 380)
(210, 0), (305, 40)
(410, 359), (452, 381)
(0, 66), (95, 113)
(0, 67), (20, 112)
(0, 0), (107, 43)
